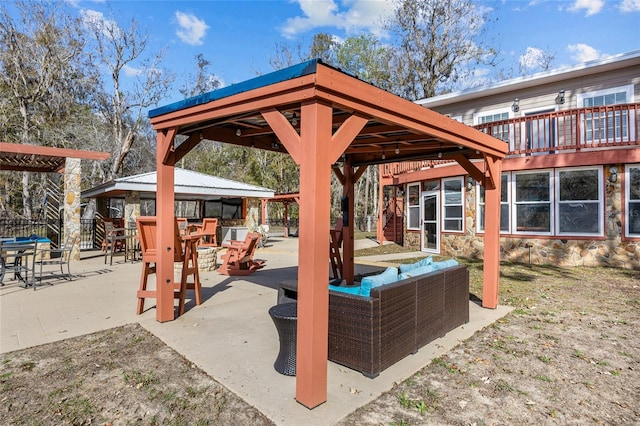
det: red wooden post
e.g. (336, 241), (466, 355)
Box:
(156, 129), (177, 322)
(295, 100), (333, 408)
(482, 155), (502, 309)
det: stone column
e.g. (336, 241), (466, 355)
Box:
(124, 191), (141, 227)
(64, 157), (81, 261)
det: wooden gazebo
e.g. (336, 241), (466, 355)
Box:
(148, 60), (508, 408)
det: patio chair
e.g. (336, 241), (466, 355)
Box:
(37, 235), (75, 282)
(1, 238), (37, 289)
(104, 220), (128, 265)
(194, 218), (218, 247)
(136, 216), (201, 317)
(218, 232), (265, 276)
(176, 217), (189, 236)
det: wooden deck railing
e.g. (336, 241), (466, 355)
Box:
(382, 103), (640, 177)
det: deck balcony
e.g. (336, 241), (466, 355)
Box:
(382, 103), (640, 178)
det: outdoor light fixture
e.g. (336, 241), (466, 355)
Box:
(272, 142), (280, 149)
(381, 149), (386, 160)
(609, 166), (618, 183)
(236, 128), (242, 137)
(555, 89), (565, 105)
(199, 132), (204, 140)
(467, 176), (475, 191)
(437, 152), (443, 158)
(395, 143), (400, 155)
(291, 112), (298, 126)
(511, 98), (520, 112)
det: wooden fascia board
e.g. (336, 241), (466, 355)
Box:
(503, 149), (640, 170)
(315, 86), (507, 159)
(312, 66), (507, 158)
(149, 76), (318, 130)
(0, 142), (110, 161)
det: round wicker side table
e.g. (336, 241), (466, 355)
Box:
(269, 302), (297, 376)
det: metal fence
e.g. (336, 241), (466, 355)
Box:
(0, 218), (97, 249)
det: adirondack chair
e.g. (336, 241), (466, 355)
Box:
(136, 216), (202, 317)
(218, 232), (265, 276)
(194, 218), (218, 247)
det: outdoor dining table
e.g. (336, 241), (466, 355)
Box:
(0, 239), (38, 288)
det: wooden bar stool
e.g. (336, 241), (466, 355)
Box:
(135, 216), (202, 317)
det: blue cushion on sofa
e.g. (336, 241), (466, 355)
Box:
(398, 264), (436, 280)
(398, 256), (433, 273)
(329, 284), (363, 295)
(360, 267), (398, 297)
(431, 259), (459, 270)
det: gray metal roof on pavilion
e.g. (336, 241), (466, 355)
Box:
(81, 168), (274, 199)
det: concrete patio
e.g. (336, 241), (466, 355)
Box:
(0, 237), (512, 425)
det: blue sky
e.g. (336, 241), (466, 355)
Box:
(66, 0), (639, 104)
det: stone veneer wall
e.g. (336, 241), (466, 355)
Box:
(403, 165), (640, 269)
(64, 158), (81, 261)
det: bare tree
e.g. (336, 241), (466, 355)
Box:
(0, 0), (94, 218)
(179, 54), (221, 98)
(83, 11), (174, 178)
(385, 0), (498, 100)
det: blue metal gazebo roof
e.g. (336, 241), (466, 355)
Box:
(149, 59), (321, 118)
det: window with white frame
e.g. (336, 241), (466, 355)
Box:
(478, 174), (510, 233)
(555, 167), (602, 236)
(442, 177), (463, 232)
(626, 165), (640, 237)
(578, 85), (633, 143)
(513, 170), (553, 234)
(474, 109), (511, 143)
(407, 183), (421, 230)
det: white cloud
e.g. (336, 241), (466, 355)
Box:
(80, 9), (121, 39)
(123, 64), (142, 77)
(175, 11), (209, 46)
(519, 47), (545, 70)
(567, 43), (604, 62)
(280, 0), (395, 39)
(567, 0), (604, 16)
(620, 0), (640, 12)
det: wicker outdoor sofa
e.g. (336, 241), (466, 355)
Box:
(327, 264), (469, 378)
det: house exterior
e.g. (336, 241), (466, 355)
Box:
(378, 50), (640, 268)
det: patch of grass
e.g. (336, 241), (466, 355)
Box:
(572, 349), (586, 359)
(494, 379), (528, 396)
(390, 420), (411, 426)
(122, 369), (158, 388)
(432, 357), (459, 373)
(535, 375), (552, 382)
(538, 355), (552, 364)
(213, 391), (228, 415)
(47, 390), (95, 421)
(398, 391), (411, 408)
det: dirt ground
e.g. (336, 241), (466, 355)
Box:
(339, 262), (640, 425)
(1, 261), (639, 425)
